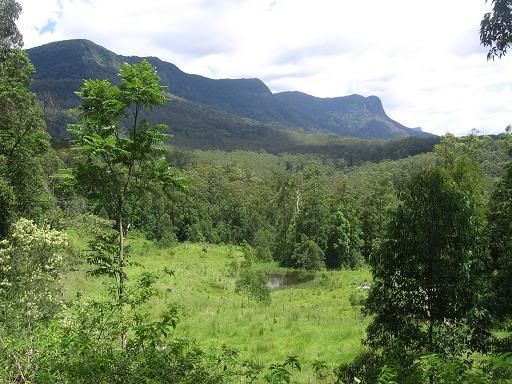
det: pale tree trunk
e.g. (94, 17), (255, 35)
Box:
(295, 189), (301, 214)
(118, 215), (127, 349)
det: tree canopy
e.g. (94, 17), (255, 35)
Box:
(0, 0), (23, 54)
(0, 0), (51, 237)
(364, 167), (490, 380)
(481, 0), (512, 59)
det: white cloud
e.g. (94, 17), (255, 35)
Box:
(17, 0), (511, 136)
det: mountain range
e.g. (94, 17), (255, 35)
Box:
(26, 39), (435, 156)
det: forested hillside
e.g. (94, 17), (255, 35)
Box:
(27, 39), (433, 146)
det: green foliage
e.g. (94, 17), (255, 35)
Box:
(252, 226), (274, 261)
(0, 219), (67, 330)
(413, 353), (512, 384)
(265, 355), (301, 384)
(0, 0), (23, 54)
(488, 162), (512, 320)
(481, 0), (512, 59)
(235, 268), (271, 305)
(273, 167), (328, 268)
(0, 279), (220, 383)
(4, 11), (512, 381)
(0, 48), (52, 236)
(326, 209), (363, 269)
(54, 136), (462, 271)
(69, 59), (176, 225)
(150, 212), (177, 247)
(335, 349), (383, 384)
(69, 59), (182, 348)
(187, 134), (439, 169)
(348, 289), (367, 309)
(292, 238), (326, 272)
(365, 167), (490, 377)
(273, 164), (363, 271)
(359, 180), (395, 262)
(311, 359), (330, 381)
(0, 179), (14, 237)
(377, 365), (399, 384)
(233, 244), (272, 305)
(434, 133), (487, 201)
(86, 231), (123, 278)
(293, 168), (330, 252)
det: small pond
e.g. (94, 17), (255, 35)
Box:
(266, 270), (315, 289)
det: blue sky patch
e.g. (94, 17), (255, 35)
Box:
(40, 19), (56, 35)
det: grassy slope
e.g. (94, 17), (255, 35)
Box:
(64, 234), (371, 382)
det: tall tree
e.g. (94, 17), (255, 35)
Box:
(365, 167), (489, 381)
(487, 162), (512, 320)
(359, 180), (395, 263)
(70, 60), (179, 347)
(325, 209), (362, 269)
(273, 165), (331, 269)
(0, 0), (51, 237)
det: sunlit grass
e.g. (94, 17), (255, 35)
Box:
(63, 234), (371, 382)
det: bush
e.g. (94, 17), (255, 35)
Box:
(235, 268), (271, 305)
(0, 218), (67, 330)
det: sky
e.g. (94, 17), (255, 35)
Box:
(17, 0), (512, 136)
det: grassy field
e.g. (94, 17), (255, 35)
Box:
(64, 234), (371, 382)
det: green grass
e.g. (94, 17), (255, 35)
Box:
(64, 234), (371, 382)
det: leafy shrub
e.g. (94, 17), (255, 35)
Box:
(235, 268), (271, 305)
(0, 218), (67, 330)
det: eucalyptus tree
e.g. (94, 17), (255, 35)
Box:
(0, 0), (23, 54)
(365, 167), (490, 382)
(0, 0), (51, 237)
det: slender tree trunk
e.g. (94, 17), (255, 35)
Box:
(428, 318), (434, 384)
(118, 215), (127, 349)
(428, 231), (435, 384)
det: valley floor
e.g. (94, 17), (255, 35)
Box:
(64, 235), (371, 382)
